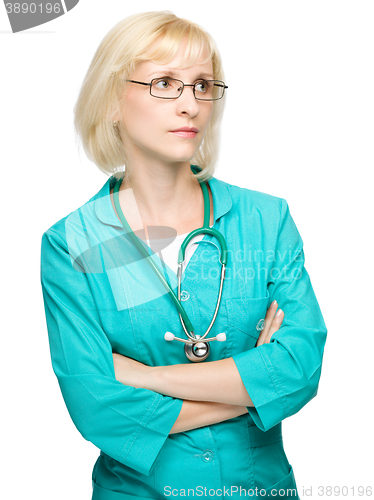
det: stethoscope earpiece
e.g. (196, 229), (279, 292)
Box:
(164, 332), (175, 341)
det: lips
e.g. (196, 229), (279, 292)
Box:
(170, 127), (198, 138)
(170, 127), (199, 133)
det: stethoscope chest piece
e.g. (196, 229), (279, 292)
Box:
(185, 336), (210, 362)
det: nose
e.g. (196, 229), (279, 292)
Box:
(176, 85), (200, 117)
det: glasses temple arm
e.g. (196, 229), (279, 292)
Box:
(126, 80), (152, 87)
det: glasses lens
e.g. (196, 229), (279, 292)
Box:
(194, 80), (225, 100)
(151, 78), (183, 98)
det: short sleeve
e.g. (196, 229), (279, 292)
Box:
(40, 228), (183, 476)
(232, 199), (328, 431)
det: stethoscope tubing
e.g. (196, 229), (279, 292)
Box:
(112, 165), (228, 343)
(177, 263), (226, 342)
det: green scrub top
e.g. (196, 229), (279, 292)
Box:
(40, 168), (327, 499)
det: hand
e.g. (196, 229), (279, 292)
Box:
(255, 301), (284, 347)
(112, 352), (153, 389)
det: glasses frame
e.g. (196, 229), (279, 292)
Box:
(126, 78), (228, 101)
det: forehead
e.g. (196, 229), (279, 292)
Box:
(136, 61), (213, 80)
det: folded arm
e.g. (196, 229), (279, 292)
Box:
(111, 355), (253, 432)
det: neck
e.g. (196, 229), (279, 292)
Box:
(119, 160), (202, 227)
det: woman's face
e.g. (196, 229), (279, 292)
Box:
(118, 42), (214, 168)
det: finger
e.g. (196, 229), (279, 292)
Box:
(265, 309), (284, 343)
(256, 300), (278, 346)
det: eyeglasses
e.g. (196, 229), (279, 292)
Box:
(126, 78), (228, 101)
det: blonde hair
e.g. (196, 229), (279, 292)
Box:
(73, 11), (227, 182)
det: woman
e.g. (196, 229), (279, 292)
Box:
(40, 11), (327, 500)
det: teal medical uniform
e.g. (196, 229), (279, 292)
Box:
(40, 168), (327, 499)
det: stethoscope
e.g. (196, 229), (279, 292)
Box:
(112, 165), (228, 362)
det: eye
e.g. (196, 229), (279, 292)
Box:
(194, 80), (209, 92)
(153, 78), (175, 90)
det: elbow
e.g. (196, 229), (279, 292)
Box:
(286, 364), (323, 418)
(55, 372), (176, 477)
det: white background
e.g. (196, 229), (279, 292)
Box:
(1, 1), (373, 499)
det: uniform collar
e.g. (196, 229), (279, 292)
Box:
(94, 169), (232, 228)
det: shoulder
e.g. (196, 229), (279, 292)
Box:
(41, 176), (113, 246)
(212, 176), (288, 219)
(212, 176), (302, 246)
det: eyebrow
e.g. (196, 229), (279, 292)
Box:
(147, 70), (214, 80)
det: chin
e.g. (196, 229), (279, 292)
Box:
(164, 148), (198, 164)
(167, 156), (196, 165)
